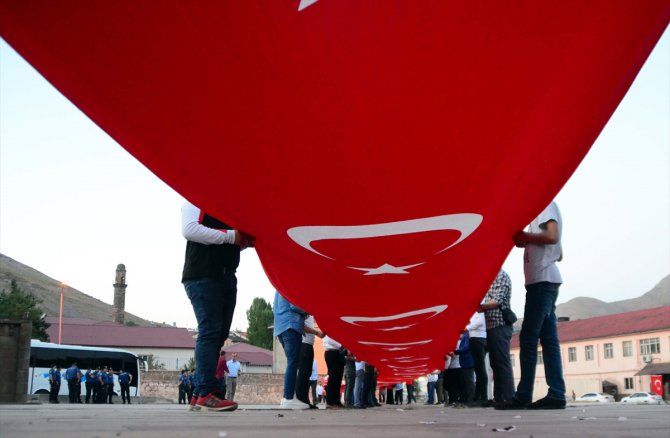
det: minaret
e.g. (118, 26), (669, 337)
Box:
(113, 264), (127, 324)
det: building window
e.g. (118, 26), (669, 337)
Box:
(510, 354), (515, 367)
(623, 341), (633, 357)
(604, 343), (613, 359)
(568, 347), (577, 362)
(640, 338), (661, 355)
(585, 345), (594, 361)
(537, 350), (544, 365)
(624, 377), (634, 390)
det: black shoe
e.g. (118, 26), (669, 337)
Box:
(308, 404), (319, 409)
(494, 398), (529, 410)
(529, 396), (566, 410)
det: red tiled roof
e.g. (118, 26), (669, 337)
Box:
(46, 319), (195, 349)
(45, 317), (100, 326)
(511, 306), (670, 349)
(222, 342), (272, 366)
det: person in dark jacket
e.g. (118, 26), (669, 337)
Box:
(48, 364), (61, 403)
(181, 201), (254, 412)
(118, 369), (132, 404)
(455, 330), (475, 405)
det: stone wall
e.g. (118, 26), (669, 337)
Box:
(140, 371), (285, 405)
(0, 319), (32, 403)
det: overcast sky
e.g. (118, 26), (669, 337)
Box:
(1, 30), (668, 331)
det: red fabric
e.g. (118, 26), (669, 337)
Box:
(1, 1), (667, 381)
(215, 356), (229, 381)
(650, 376), (663, 397)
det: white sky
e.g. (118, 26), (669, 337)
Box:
(1, 30), (668, 331)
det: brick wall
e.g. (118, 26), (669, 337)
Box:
(140, 371), (285, 405)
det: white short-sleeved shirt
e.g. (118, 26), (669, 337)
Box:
(448, 341), (461, 369)
(466, 312), (487, 338)
(302, 315), (316, 345)
(524, 201), (563, 285)
(322, 336), (341, 350)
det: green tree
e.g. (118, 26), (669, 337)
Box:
(246, 297), (273, 350)
(146, 354), (166, 370)
(186, 356), (196, 371)
(0, 280), (50, 341)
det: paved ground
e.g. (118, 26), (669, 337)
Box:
(0, 402), (668, 438)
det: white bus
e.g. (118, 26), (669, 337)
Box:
(28, 340), (141, 398)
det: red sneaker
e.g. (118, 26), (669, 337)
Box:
(188, 396), (200, 411)
(196, 393), (238, 412)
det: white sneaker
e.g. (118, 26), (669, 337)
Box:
(280, 397), (310, 410)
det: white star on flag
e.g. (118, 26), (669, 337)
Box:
(298, 0), (319, 11)
(351, 263), (423, 276)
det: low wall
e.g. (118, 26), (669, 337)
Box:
(140, 371), (285, 405)
(0, 319), (32, 403)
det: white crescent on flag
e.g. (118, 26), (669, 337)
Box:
(340, 305), (448, 331)
(287, 214), (483, 274)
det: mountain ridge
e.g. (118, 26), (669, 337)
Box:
(2, 252), (668, 326)
(555, 274), (670, 320)
(0, 253), (151, 326)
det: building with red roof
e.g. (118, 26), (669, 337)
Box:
(509, 306), (670, 400)
(222, 342), (273, 374)
(46, 317), (195, 371)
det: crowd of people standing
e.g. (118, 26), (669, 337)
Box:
(180, 199), (567, 412)
(48, 362), (132, 404)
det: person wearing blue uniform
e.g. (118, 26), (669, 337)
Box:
(107, 367), (115, 404)
(84, 367), (95, 403)
(92, 367), (102, 403)
(65, 362), (81, 404)
(95, 367), (108, 404)
(178, 370), (189, 404)
(48, 364), (61, 403)
(118, 369), (132, 404)
(188, 369), (196, 403)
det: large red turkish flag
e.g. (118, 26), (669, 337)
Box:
(651, 375), (664, 397)
(1, 1), (668, 379)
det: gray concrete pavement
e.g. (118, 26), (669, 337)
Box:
(1, 402), (668, 438)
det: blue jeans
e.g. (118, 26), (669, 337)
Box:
(427, 381), (436, 404)
(344, 360), (356, 406)
(516, 282), (566, 402)
(278, 329), (303, 399)
(184, 276), (237, 397)
(353, 369), (365, 406)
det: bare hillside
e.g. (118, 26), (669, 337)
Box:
(0, 253), (151, 326)
(556, 274), (670, 320)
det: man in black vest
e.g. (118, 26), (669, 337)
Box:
(181, 201), (254, 412)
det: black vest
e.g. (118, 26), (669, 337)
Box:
(181, 213), (240, 282)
